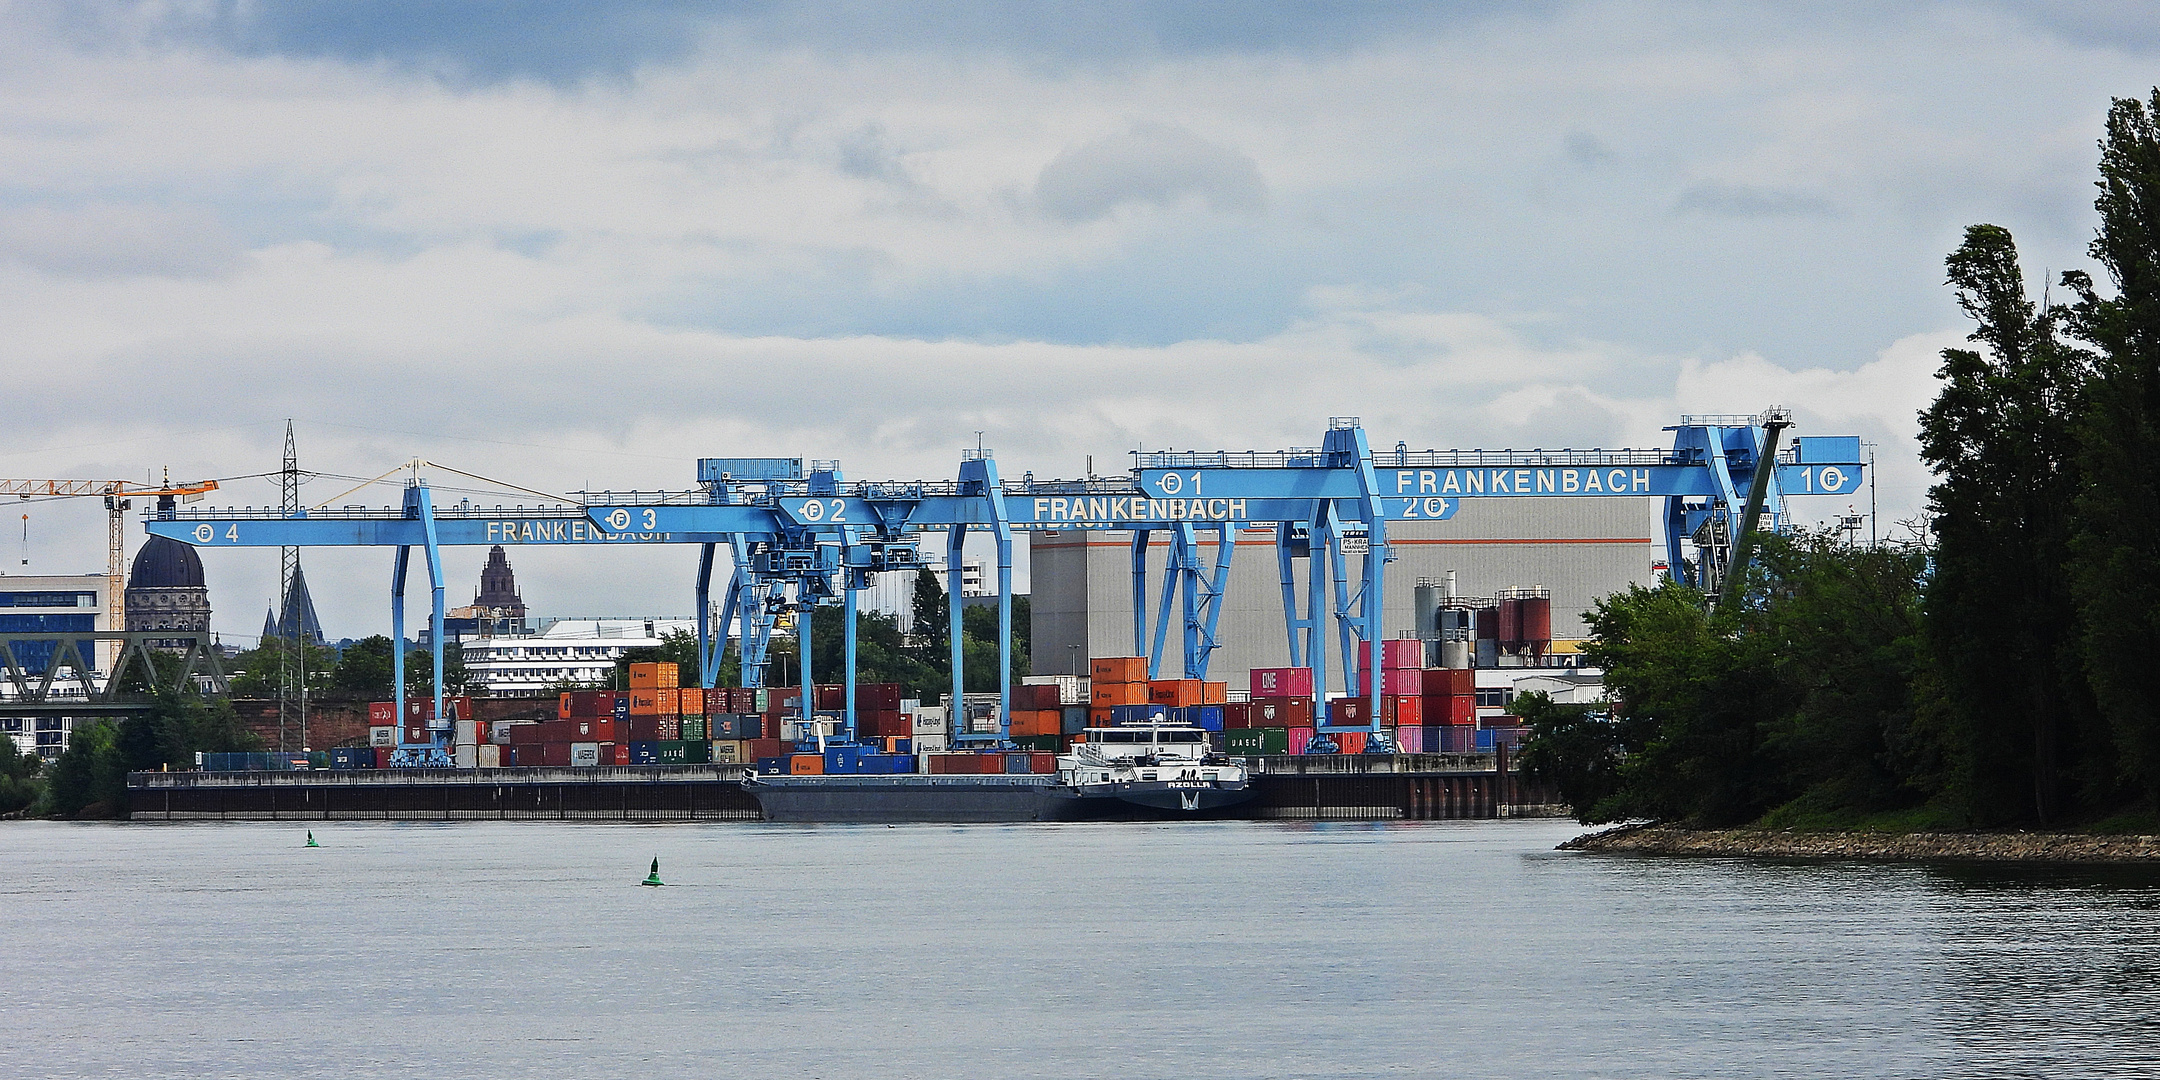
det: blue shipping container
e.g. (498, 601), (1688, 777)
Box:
(628, 741), (661, 765)
(824, 745), (863, 773)
(1004, 752), (1031, 775)
(754, 756), (786, 775)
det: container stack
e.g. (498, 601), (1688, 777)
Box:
(1087, 656), (1150, 723)
(627, 661), (707, 764)
(1226, 667), (1315, 756)
(506, 689), (626, 766)
(1007, 681), (1067, 751)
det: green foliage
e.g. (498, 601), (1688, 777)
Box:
(226, 638), (340, 698)
(758, 591), (1030, 703)
(38, 719), (128, 819)
(403, 642), (470, 696)
(1919, 221), (2097, 825)
(331, 635), (397, 698)
(612, 628), (704, 688)
(1573, 533), (1934, 827)
(2064, 91), (2160, 812)
(1513, 691), (1627, 824)
(0, 736), (43, 815)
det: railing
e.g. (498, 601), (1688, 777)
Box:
(1133, 449), (1329, 469)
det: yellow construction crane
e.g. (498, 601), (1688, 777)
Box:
(1, 477), (220, 668)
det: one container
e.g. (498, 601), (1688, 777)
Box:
(1248, 667), (1316, 696)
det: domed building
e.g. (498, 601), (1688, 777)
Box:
(125, 535), (212, 640)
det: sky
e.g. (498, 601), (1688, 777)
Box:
(1, 0), (2152, 643)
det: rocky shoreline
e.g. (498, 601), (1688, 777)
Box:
(1560, 822), (2160, 864)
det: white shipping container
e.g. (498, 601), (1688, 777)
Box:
(1022, 674), (1083, 704)
(911, 707), (949, 736)
(570, 742), (601, 767)
(476, 744), (501, 768)
(455, 719), (478, 744)
(369, 726), (396, 748)
(454, 744), (477, 769)
(489, 721), (522, 745)
(911, 732), (950, 753)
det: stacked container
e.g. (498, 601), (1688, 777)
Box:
(1088, 656), (1151, 720)
(1236, 667), (1317, 759)
(1007, 682), (1066, 750)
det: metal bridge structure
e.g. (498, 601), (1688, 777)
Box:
(142, 414), (1863, 764)
(0, 631), (228, 716)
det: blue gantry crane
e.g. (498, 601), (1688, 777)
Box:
(144, 413), (1863, 763)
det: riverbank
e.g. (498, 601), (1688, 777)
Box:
(1560, 822), (2160, 864)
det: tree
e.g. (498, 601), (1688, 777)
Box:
(39, 719), (128, 819)
(2063, 90), (2160, 813)
(331, 635), (397, 698)
(1918, 222), (2096, 825)
(909, 567), (950, 677)
(404, 642), (470, 696)
(0, 736), (42, 815)
(1514, 691), (1625, 824)
(614, 629), (705, 689)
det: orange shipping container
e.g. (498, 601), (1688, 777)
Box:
(1091, 656), (1149, 683)
(1089, 708), (1114, 727)
(628, 661), (680, 689)
(655, 688), (680, 715)
(1010, 710), (1058, 738)
(1091, 682), (1150, 706)
(789, 753), (825, 775)
(677, 687), (704, 715)
(1149, 679), (1204, 706)
(1202, 681), (1227, 705)
(628, 689), (661, 715)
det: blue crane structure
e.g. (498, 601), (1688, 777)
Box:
(144, 413), (1863, 765)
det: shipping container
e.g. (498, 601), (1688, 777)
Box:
(1286, 727), (1314, 755)
(680, 716), (707, 741)
(454, 744), (477, 769)
(1430, 695), (1476, 726)
(1091, 682), (1150, 707)
(475, 743), (501, 768)
(1091, 656), (1149, 683)
(1248, 666), (1316, 697)
(454, 719), (479, 745)
(375, 747), (395, 769)
(1248, 696), (1316, 728)
(628, 661), (679, 689)
(1355, 668), (1423, 696)
(1357, 638), (1426, 671)
(570, 742), (603, 767)
(1420, 668), (1475, 696)
(657, 739), (710, 765)
(1149, 679), (1204, 706)
(329, 746), (369, 770)
(1336, 731), (1369, 755)
(676, 687), (704, 716)
(1060, 705), (1090, 734)
(367, 701), (397, 724)
(369, 726), (396, 748)
(1225, 727), (1291, 755)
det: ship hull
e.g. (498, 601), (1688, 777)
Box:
(1075, 779), (1257, 814)
(745, 774), (1090, 823)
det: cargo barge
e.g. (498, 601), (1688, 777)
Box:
(127, 752), (1556, 822)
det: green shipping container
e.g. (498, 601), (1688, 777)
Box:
(1012, 734), (1061, 752)
(680, 717), (707, 741)
(656, 739), (712, 764)
(1226, 727), (1290, 755)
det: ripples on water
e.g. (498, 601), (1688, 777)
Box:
(4, 819), (2157, 1079)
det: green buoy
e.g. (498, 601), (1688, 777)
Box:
(305, 831), (320, 848)
(640, 857), (664, 887)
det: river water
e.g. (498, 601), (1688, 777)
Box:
(5, 818), (2158, 1079)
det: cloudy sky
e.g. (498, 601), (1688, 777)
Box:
(2, 1), (2151, 641)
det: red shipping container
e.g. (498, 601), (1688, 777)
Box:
(1029, 752), (1057, 774)
(859, 683), (904, 710)
(1223, 702), (1254, 730)
(1248, 667), (1315, 697)
(1385, 696), (1422, 726)
(1337, 731), (1369, 755)
(541, 742), (574, 767)
(1355, 668), (1423, 696)
(1328, 697), (1368, 724)
(612, 743), (630, 766)
(1357, 639), (1425, 671)
(1286, 727), (1315, 755)
(403, 725), (429, 744)
(1421, 668), (1475, 696)
(374, 747), (395, 768)
(368, 701), (397, 724)
(814, 684), (846, 711)
(1017, 683), (1061, 710)
(1394, 725), (1425, 753)
(1434, 695), (1476, 725)
(745, 738), (785, 760)
(1250, 696), (1316, 727)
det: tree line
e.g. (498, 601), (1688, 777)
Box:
(1524, 91), (2160, 831)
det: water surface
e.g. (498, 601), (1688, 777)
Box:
(5, 819), (2157, 1078)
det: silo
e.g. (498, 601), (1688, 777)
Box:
(1498, 596), (1521, 648)
(1474, 605), (1500, 669)
(1414, 579), (1443, 666)
(1521, 588), (1553, 657)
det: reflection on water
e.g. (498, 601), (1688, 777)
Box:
(4, 819), (2157, 1079)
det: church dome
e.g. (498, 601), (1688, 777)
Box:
(130, 535), (205, 589)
